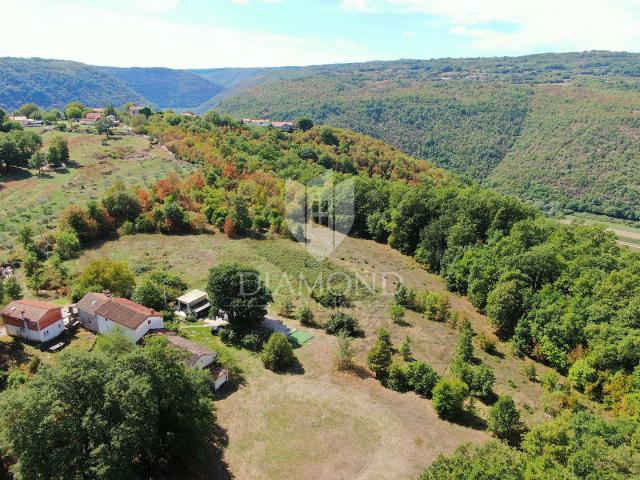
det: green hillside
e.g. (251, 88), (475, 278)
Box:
(99, 66), (224, 109)
(0, 57), (145, 111)
(217, 51), (640, 219)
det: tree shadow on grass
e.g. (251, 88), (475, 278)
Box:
(450, 410), (488, 431)
(175, 423), (235, 480)
(0, 338), (29, 369)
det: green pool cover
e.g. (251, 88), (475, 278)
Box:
(288, 330), (313, 347)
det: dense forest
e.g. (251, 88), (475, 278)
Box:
(217, 51), (640, 220)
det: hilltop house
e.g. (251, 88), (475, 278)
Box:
(76, 293), (163, 342)
(1, 299), (65, 343)
(242, 118), (294, 131)
(272, 121), (294, 132)
(8, 116), (43, 127)
(165, 334), (229, 389)
(81, 112), (102, 124)
(175, 289), (211, 318)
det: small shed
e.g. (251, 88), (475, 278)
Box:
(176, 289), (211, 317)
(165, 334), (216, 369)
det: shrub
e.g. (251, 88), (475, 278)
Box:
(478, 332), (498, 355)
(423, 292), (450, 322)
(241, 332), (265, 351)
(6, 369), (28, 389)
(389, 303), (406, 324)
(296, 305), (314, 326)
(407, 361), (440, 397)
(386, 364), (410, 392)
(312, 286), (349, 308)
(278, 296), (295, 318)
(469, 364), (496, 398)
(568, 359), (598, 393)
(432, 378), (469, 420)
(522, 363), (537, 382)
(324, 311), (363, 337)
(488, 396), (522, 441)
(540, 371), (561, 392)
(27, 356), (41, 374)
(334, 334), (357, 371)
(219, 327), (237, 345)
(261, 332), (296, 371)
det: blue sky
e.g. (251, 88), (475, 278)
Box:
(2, 0), (640, 68)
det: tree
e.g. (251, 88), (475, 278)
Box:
(95, 118), (113, 139)
(486, 277), (527, 339)
(456, 319), (474, 362)
(432, 378), (468, 420)
(419, 441), (525, 480)
(394, 283), (416, 309)
(102, 183), (142, 224)
(0, 341), (216, 479)
(4, 277), (22, 300)
(334, 333), (357, 370)
(389, 304), (406, 324)
(319, 126), (339, 146)
(407, 361), (439, 397)
(400, 336), (412, 360)
(54, 230), (81, 260)
(132, 271), (186, 311)
(28, 151), (46, 170)
(16, 103), (39, 118)
(387, 363), (409, 392)
(72, 258), (136, 301)
(488, 396), (522, 441)
(261, 332), (296, 371)
(94, 328), (135, 356)
(367, 332), (392, 378)
(65, 102), (84, 119)
(46, 135), (69, 166)
(207, 263), (272, 330)
(324, 311), (362, 337)
(295, 117), (314, 131)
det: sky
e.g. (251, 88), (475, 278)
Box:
(2, 0), (640, 68)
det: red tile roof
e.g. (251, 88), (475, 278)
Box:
(95, 297), (159, 330)
(1, 300), (62, 331)
(83, 112), (101, 121)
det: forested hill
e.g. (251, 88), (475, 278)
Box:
(0, 57), (145, 111)
(216, 51), (640, 220)
(0, 58), (224, 111)
(97, 66), (224, 109)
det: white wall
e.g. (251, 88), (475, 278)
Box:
(193, 353), (215, 370)
(6, 320), (64, 343)
(96, 315), (164, 343)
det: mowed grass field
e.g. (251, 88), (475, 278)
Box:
(0, 130), (195, 258)
(73, 232), (568, 480)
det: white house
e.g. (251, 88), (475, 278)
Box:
(175, 289), (211, 318)
(1, 299), (65, 343)
(76, 293), (163, 342)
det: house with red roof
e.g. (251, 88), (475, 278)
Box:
(76, 293), (163, 342)
(1, 299), (65, 343)
(81, 111), (102, 124)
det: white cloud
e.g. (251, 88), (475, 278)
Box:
(0, 0), (368, 68)
(342, 0), (640, 53)
(404, 31), (416, 38)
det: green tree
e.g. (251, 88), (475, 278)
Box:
(0, 341), (216, 479)
(46, 135), (69, 166)
(319, 126), (339, 146)
(407, 361), (440, 397)
(400, 335), (412, 360)
(334, 333), (357, 370)
(261, 332), (296, 371)
(486, 276), (527, 339)
(389, 303), (406, 324)
(367, 332), (392, 378)
(65, 102), (85, 119)
(4, 277), (22, 300)
(54, 230), (81, 260)
(72, 258), (136, 301)
(394, 283), (416, 309)
(432, 377), (468, 420)
(16, 103), (39, 118)
(102, 183), (142, 224)
(324, 311), (362, 337)
(207, 263), (272, 330)
(94, 328), (135, 356)
(95, 118), (113, 139)
(28, 151), (46, 170)
(295, 117), (314, 131)
(456, 319), (474, 362)
(488, 395), (522, 441)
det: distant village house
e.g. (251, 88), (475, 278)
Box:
(8, 115), (43, 127)
(1, 299), (65, 343)
(241, 118), (294, 131)
(165, 334), (229, 389)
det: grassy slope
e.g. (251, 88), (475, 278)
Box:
(0, 129), (195, 259)
(70, 232), (569, 479)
